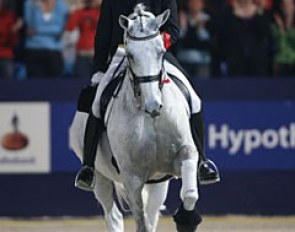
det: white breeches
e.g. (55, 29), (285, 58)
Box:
(92, 47), (202, 118)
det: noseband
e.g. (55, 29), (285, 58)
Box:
(126, 31), (165, 97)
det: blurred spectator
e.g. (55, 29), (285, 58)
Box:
(272, 0), (295, 77)
(254, 0), (273, 10)
(0, 0), (18, 79)
(24, 0), (68, 78)
(228, 0), (273, 9)
(203, 0), (229, 77)
(219, 0), (273, 77)
(62, 28), (79, 77)
(206, 0), (229, 17)
(177, 0), (188, 12)
(13, 0), (27, 80)
(176, 0), (212, 79)
(66, 0), (101, 78)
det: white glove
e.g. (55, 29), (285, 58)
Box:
(91, 71), (105, 86)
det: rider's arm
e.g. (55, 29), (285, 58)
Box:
(160, 0), (179, 46)
(93, 0), (113, 74)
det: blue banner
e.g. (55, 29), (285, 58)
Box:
(50, 101), (295, 172)
(205, 101), (295, 170)
(51, 102), (80, 172)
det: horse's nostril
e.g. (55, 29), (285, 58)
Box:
(159, 105), (163, 109)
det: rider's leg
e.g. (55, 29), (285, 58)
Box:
(75, 113), (104, 191)
(190, 111), (220, 184)
(75, 48), (127, 191)
(164, 60), (220, 185)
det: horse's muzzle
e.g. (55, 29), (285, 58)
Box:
(145, 109), (161, 118)
(145, 104), (162, 118)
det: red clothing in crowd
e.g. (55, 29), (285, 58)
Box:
(66, 7), (100, 51)
(227, 0), (273, 10)
(0, 9), (17, 59)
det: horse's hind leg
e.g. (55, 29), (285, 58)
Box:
(144, 181), (169, 232)
(93, 171), (124, 232)
(122, 174), (148, 232)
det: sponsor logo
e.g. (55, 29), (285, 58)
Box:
(1, 113), (29, 151)
(208, 123), (295, 155)
(0, 103), (50, 173)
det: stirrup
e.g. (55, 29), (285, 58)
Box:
(198, 159), (220, 185)
(74, 167), (96, 191)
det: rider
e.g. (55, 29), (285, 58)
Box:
(75, 0), (220, 191)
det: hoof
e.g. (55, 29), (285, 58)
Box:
(173, 204), (202, 232)
(175, 224), (198, 232)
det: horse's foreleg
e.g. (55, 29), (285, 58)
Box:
(144, 181), (169, 232)
(93, 171), (124, 232)
(122, 173), (148, 232)
(172, 145), (202, 232)
(179, 146), (199, 211)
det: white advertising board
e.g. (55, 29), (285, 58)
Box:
(0, 102), (50, 173)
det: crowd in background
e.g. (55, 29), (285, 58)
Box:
(176, 0), (295, 78)
(0, 0), (294, 80)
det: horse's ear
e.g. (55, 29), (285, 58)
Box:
(155, 9), (170, 28)
(119, 15), (130, 30)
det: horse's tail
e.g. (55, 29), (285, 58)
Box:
(114, 182), (131, 212)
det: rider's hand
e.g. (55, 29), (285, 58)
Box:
(91, 71), (105, 86)
(161, 32), (172, 50)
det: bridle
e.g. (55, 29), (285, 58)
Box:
(125, 31), (167, 97)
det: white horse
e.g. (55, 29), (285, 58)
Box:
(69, 5), (201, 232)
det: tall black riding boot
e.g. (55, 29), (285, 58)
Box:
(75, 113), (104, 191)
(190, 112), (220, 185)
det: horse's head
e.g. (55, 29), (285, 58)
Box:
(119, 4), (170, 118)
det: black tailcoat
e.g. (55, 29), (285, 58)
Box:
(93, 0), (179, 73)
